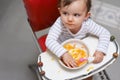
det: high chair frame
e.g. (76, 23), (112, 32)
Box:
(23, 0), (112, 80)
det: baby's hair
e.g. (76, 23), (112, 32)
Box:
(58, 0), (91, 12)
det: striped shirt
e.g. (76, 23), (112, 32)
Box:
(45, 17), (110, 57)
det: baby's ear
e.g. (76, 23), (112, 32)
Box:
(58, 8), (60, 11)
(58, 8), (61, 13)
(85, 12), (91, 20)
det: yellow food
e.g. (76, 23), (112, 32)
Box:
(87, 66), (94, 72)
(64, 43), (88, 67)
(63, 43), (75, 50)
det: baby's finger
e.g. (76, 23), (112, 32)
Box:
(64, 62), (72, 68)
(93, 57), (102, 63)
(70, 61), (78, 68)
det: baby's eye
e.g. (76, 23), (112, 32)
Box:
(74, 13), (80, 17)
(62, 12), (68, 15)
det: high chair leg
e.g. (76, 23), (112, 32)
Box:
(98, 70), (111, 80)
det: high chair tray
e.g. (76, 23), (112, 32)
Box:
(38, 36), (119, 80)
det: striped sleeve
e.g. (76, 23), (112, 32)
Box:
(45, 17), (67, 57)
(87, 19), (111, 54)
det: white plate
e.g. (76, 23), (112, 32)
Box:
(59, 39), (89, 70)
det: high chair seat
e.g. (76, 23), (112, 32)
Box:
(23, 0), (59, 53)
(38, 34), (47, 52)
(23, 0), (59, 31)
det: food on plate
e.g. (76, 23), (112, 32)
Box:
(63, 42), (89, 67)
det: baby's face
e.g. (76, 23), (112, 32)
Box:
(58, 0), (90, 33)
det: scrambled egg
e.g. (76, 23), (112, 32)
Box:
(64, 43), (88, 66)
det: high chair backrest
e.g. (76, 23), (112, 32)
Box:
(23, 0), (60, 32)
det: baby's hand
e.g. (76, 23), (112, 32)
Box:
(93, 51), (105, 63)
(60, 52), (77, 68)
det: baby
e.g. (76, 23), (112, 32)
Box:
(46, 0), (110, 79)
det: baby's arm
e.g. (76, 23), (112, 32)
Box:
(45, 17), (67, 57)
(87, 19), (111, 63)
(46, 17), (78, 68)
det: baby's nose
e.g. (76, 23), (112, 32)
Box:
(67, 15), (73, 21)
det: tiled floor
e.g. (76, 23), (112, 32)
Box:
(0, 0), (39, 80)
(0, 0), (120, 80)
